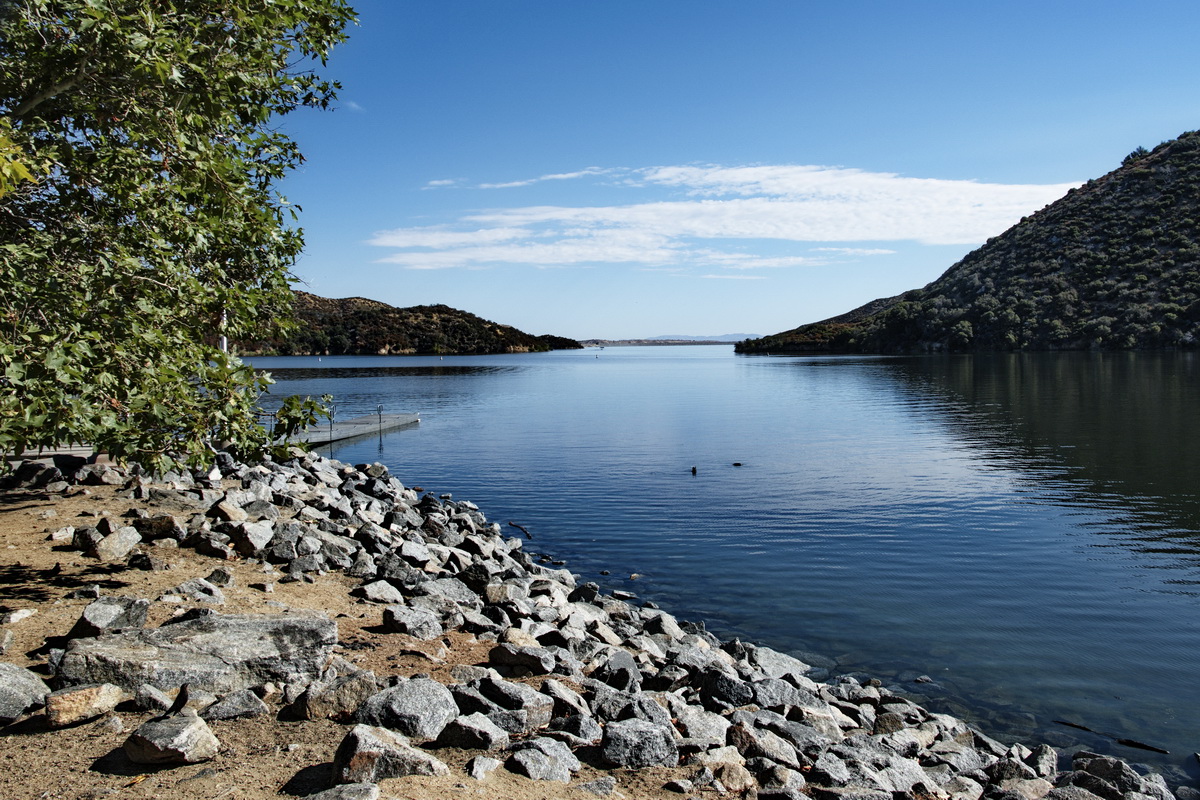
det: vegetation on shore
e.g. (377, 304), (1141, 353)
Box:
(239, 291), (583, 355)
(738, 130), (1200, 354)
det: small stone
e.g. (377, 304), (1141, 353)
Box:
(200, 689), (269, 721)
(577, 776), (618, 796)
(2, 609), (37, 625)
(168, 578), (225, 604)
(49, 527), (75, 542)
(45, 683), (125, 727)
(664, 778), (694, 793)
(124, 709), (219, 764)
(466, 755), (502, 781)
(205, 567), (235, 587)
(303, 784), (380, 800)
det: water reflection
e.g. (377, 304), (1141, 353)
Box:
(883, 353), (1200, 569)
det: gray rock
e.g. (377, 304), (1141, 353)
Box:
(69, 596), (150, 638)
(754, 677), (804, 709)
(0, 662), (50, 723)
(699, 666), (754, 710)
(199, 688), (269, 720)
(577, 776), (619, 796)
(353, 580), (406, 605)
(0, 628), (12, 656)
(58, 612), (337, 694)
(546, 713), (603, 746)
(170, 577), (225, 604)
(474, 676), (554, 734)
(299, 671), (380, 721)
(437, 712), (510, 750)
(602, 717), (679, 768)
(541, 678), (590, 717)
(124, 709), (219, 764)
(355, 677), (457, 741)
(506, 748), (570, 782)
(229, 521), (275, 556)
(91, 527), (143, 561)
(512, 736), (581, 772)
(333, 724), (449, 783)
(303, 784), (380, 800)
(591, 648), (642, 692)
(672, 703), (731, 747)
(729, 722), (803, 770)
(134, 683), (173, 712)
(381, 606), (442, 640)
(466, 755), (502, 781)
(489, 642), (555, 675)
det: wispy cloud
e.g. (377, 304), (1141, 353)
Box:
(371, 163), (1079, 275)
(478, 167), (612, 189)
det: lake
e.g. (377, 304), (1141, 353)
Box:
(248, 346), (1200, 781)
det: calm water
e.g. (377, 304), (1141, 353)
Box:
(249, 347), (1200, 781)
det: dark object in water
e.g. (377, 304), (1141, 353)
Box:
(1115, 738), (1170, 755)
(732, 462), (743, 467)
(507, 521), (532, 539)
(691, 466), (697, 475)
(1053, 720), (1170, 754)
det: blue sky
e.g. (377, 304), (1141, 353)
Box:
(281, 0), (1200, 339)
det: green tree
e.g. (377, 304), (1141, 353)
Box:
(0, 0), (355, 470)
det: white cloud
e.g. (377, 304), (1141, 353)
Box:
(702, 274), (768, 280)
(367, 227), (529, 248)
(812, 247), (897, 256)
(423, 179), (460, 189)
(371, 162), (1079, 274)
(479, 167), (611, 189)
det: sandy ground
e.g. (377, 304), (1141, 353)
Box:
(0, 482), (700, 800)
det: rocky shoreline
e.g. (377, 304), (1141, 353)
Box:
(1, 452), (1194, 800)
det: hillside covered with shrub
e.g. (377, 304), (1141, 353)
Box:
(242, 292), (582, 355)
(737, 130), (1200, 354)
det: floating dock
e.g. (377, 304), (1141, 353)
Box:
(291, 412), (420, 445)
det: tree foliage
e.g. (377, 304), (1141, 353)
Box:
(0, 0), (355, 469)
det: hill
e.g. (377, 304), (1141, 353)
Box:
(242, 292), (583, 355)
(737, 130), (1200, 354)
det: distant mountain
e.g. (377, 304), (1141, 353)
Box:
(240, 291), (583, 355)
(649, 333), (761, 342)
(738, 130), (1200, 354)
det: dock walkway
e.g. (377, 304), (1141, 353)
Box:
(291, 412), (420, 445)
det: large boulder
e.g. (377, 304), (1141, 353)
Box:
(601, 717), (679, 768)
(124, 709), (219, 764)
(57, 613), (337, 694)
(0, 662), (50, 723)
(355, 677), (458, 741)
(333, 724), (449, 783)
